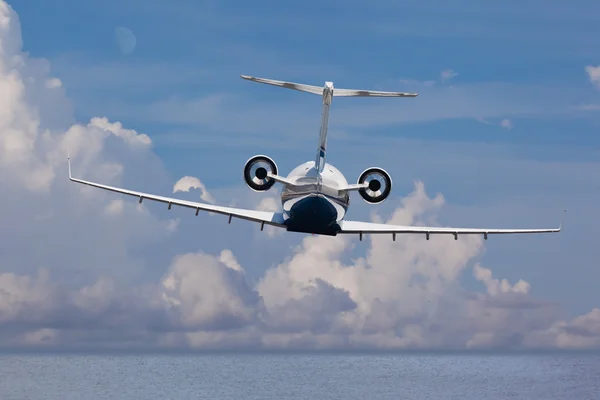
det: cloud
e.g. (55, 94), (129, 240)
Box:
(473, 263), (530, 296)
(173, 176), (216, 204)
(45, 77), (62, 89)
(159, 250), (261, 332)
(1, 0), (599, 351)
(585, 65), (600, 88)
(104, 199), (125, 215)
(0, 1), (177, 288)
(88, 117), (151, 148)
(2, 179), (599, 351)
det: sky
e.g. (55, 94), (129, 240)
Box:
(0, 0), (599, 351)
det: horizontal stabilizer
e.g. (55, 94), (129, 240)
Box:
(241, 75), (323, 95)
(240, 75), (418, 97)
(333, 88), (418, 97)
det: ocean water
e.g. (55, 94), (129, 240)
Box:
(0, 352), (598, 399)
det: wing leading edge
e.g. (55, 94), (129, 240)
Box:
(67, 155), (286, 229)
(339, 212), (565, 241)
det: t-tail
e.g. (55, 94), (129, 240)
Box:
(240, 75), (418, 174)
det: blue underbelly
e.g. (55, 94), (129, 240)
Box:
(284, 195), (341, 235)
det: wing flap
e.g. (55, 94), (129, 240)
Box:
(68, 158), (286, 228)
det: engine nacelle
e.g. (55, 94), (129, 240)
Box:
(244, 155), (278, 191)
(357, 167), (392, 204)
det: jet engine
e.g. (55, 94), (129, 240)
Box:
(357, 167), (392, 204)
(244, 155), (278, 191)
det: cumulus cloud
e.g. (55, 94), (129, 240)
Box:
(172, 175), (216, 217)
(173, 175), (216, 204)
(474, 263), (530, 295)
(0, 0), (599, 351)
(88, 117), (151, 148)
(2, 179), (598, 351)
(45, 77), (62, 89)
(0, 1), (177, 288)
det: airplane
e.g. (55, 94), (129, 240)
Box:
(67, 75), (565, 241)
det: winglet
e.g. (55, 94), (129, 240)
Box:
(67, 149), (72, 180)
(558, 209), (567, 231)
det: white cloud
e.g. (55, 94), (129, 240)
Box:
(45, 77), (62, 89)
(0, 1), (177, 287)
(256, 196), (279, 212)
(88, 117), (152, 148)
(500, 118), (513, 129)
(164, 218), (181, 234)
(473, 263), (530, 295)
(1, 180), (598, 350)
(173, 175), (216, 204)
(585, 65), (600, 88)
(552, 308), (600, 349)
(104, 199), (125, 215)
(219, 249), (244, 272)
(159, 251), (260, 331)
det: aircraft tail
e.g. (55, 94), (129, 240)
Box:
(240, 75), (419, 97)
(241, 75), (418, 174)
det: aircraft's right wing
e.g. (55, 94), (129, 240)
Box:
(338, 211), (565, 241)
(68, 156), (287, 230)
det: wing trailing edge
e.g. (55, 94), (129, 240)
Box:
(339, 210), (565, 241)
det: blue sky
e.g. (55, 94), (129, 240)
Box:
(2, 0), (600, 350)
(16, 0), (600, 158)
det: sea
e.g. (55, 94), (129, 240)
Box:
(0, 352), (598, 399)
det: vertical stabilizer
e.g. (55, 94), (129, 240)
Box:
(315, 81), (333, 174)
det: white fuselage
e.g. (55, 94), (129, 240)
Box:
(279, 161), (350, 234)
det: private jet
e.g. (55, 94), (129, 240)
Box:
(68, 75), (565, 241)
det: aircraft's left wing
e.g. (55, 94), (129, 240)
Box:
(68, 156), (286, 229)
(338, 212), (565, 241)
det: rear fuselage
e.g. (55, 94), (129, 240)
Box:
(280, 161), (349, 235)
(240, 77), (400, 235)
